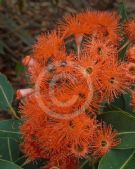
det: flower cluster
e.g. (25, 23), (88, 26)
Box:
(17, 11), (135, 169)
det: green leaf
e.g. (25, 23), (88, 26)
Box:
(15, 63), (26, 77)
(99, 111), (135, 150)
(111, 94), (133, 114)
(118, 1), (128, 21)
(0, 137), (19, 161)
(0, 119), (21, 140)
(0, 73), (14, 110)
(122, 153), (135, 169)
(116, 132), (135, 149)
(98, 111), (135, 132)
(0, 159), (23, 169)
(98, 149), (135, 169)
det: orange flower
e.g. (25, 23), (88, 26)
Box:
(22, 55), (34, 66)
(44, 114), (96, 145)
(53, 51), (77, 75)
(71, 142), (89, 157)
(16, 88), (34, 99)
(24, 60), (43, 83)
(59, 14), (86, 56)
(79, 11), (120, 43)
(60, 11), (120, 43)
(125, 19), (135, 41)
(125, 62), (135, 82)
(33, 31), (63, 63)
(19, 10), (129, 168)
(44, 156), (79, 169)
(21, 140), (41, 161)
(35, 74), (78, 115)
(59, 14), (90, 38)
(77, 52), (103, 85)
(59, 11), (120, 55)
(70, 81), (91, 110)
(91, 123), (120, 158)
(93, 11), (120, 43)
(87, 90), (104, 116)
(49, 85), (77, 115)
(20, 122), (43, 160)
(20, 114), (94, 168)
(19, 95), (48, 124)
(84, 38), (118, 61)
(126, 45), (135, 63)
(99, 60), (130, 101)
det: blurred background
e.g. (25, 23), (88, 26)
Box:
(0, 0), (135, 119)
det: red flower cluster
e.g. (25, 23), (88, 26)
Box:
(17, 11), (135, 169)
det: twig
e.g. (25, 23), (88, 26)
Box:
(21, 159), (31, 167)
(79, 156), (91, 169)
(118, 40), (130, 53)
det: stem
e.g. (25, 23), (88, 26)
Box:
(21, 159), (31, 167)
(121, 94), (126, 110)
(118, 40), (130, 53)
(79, 158), (90, 169)
(91, 158), (96, 169)
(14, 155), (26, 163)
(0, 86), (20, 120)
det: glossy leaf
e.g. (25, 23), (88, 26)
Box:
(0, 137), (19, 161)
(116, 131), (135, 149)
(0, 159), (23, 169)
(122, 153), (135, 169)
(0, 119), (21, 140)
(98, 111), (135, 132)
(98, 149), (135, 169)
(111, 93), (133, 114)
(0, 73), (14, 110)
